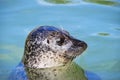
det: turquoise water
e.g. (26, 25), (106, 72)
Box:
(0, 0), (120, 80)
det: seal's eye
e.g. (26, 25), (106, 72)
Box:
(56, 37), (65, 46)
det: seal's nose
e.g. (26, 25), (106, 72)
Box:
(72, 38), (87, 50)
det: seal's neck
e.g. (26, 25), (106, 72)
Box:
(25, 62), (87, 80)
(25, 62), (72, 79)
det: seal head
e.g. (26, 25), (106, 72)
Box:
(22, 26), (87, 68)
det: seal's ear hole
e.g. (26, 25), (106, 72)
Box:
(47, 39), (49, 44)
(56, 37), (65, 46)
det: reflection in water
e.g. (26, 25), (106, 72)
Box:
(9, 62), (89, 80)
(40, 0), (120, 6)
(84, 0), (120, 6)
(44, 0), (72, 4)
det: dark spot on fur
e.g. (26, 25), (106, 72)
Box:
(30, 52), (35, 57)
(44, 64), (47, 66)
(59, 54), (62, 57)
(46, 55), (49, 58)
(50, 57), (53, 59)
(52, 50), (57, 53)
(42, 50), (45, 53)
(35, 60), (37, 63)
(54, 74), (57, 76)
(47, 39), (49, 44)
(53, 69), (56, 71)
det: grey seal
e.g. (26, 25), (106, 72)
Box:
(9, 26), (87, 80)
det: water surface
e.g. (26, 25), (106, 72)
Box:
(0, 0), (120, 80)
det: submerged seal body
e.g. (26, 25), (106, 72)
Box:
(9, 26), (87, 80)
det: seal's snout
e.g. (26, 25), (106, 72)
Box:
(77, 41), (87, 51)
(72, 38), (87, 50)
